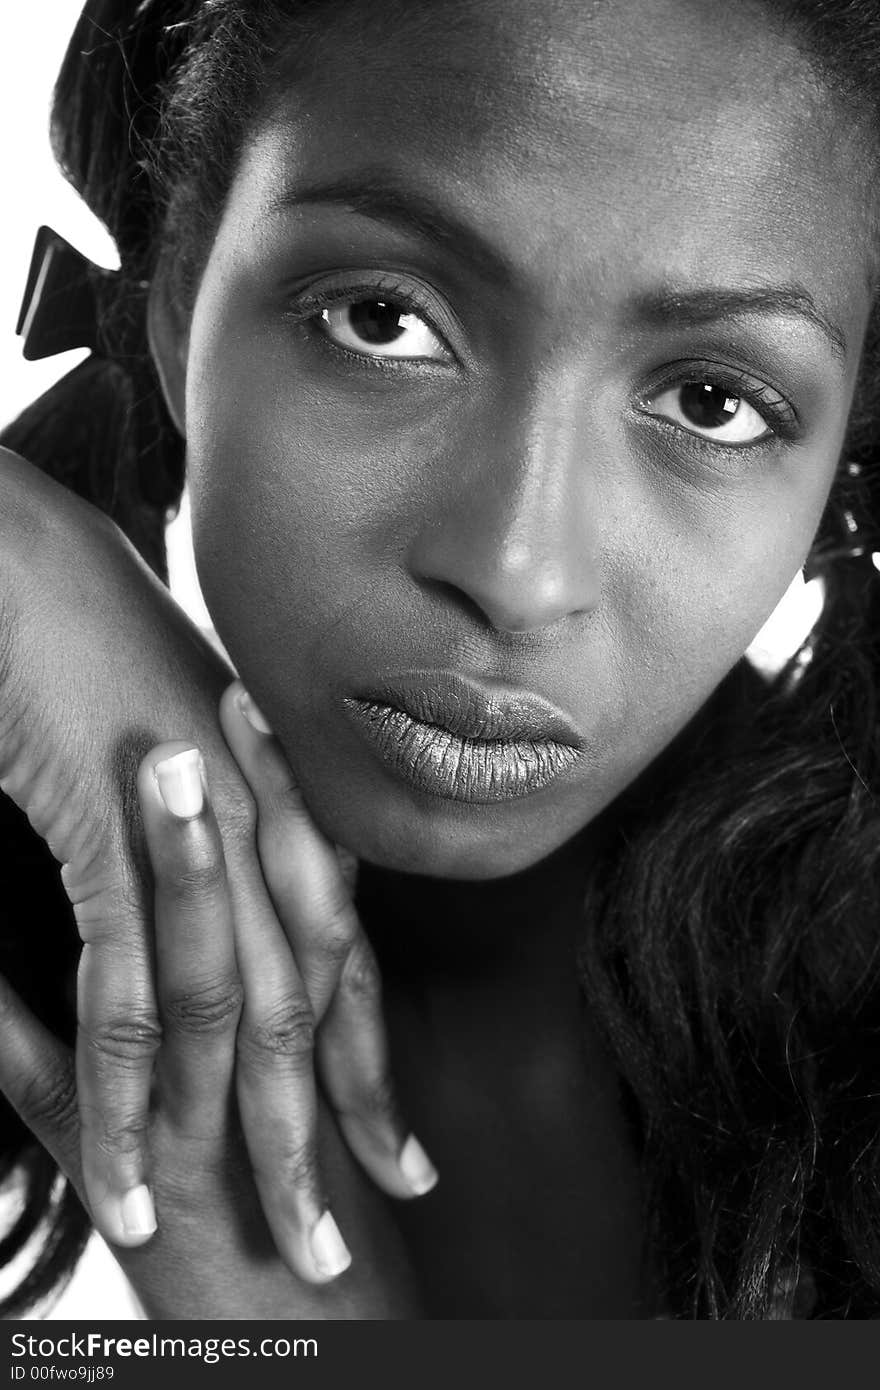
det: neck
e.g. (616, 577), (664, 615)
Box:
(355, 822), (597, 993)
(355, 822), (652, 1319)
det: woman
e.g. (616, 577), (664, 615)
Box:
(1, 0), (879, 1318)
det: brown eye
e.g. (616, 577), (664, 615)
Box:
(348, 300), (408, 344)
(644, 380), (772, 445)
(680, 382), (741, 429)
(318, 298), (447, 359)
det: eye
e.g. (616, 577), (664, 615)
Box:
(317, 297), (448, 361)
(645, 380), (772, 445)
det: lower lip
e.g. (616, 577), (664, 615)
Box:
(344, 699), (579, 804)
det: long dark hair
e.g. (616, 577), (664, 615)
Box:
(2, 0), (880, 1318)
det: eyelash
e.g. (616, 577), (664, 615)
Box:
(285, 277), (455, 369)
(285, 284), (800, 449)
(638, 362), (799, 448)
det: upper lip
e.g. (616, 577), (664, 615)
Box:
(351, 670), (584, 747)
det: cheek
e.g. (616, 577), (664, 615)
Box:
(607, 469), (828, 731)
(185, 362), (376, 659)
(183, 314), (466, 675)
(188, 458), (364, 682)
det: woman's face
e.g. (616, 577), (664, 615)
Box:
(172, 0), (876, 878)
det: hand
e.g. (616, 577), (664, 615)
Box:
(0, 448), (434, 1288)
(0, 733), (421, 1317)
(218, 682), (437, 1222)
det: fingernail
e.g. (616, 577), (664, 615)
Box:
(399, 1134), (439, 1196)
(309, 1211), (352, 1279)
(237, 689), (273, 735)
(155, 748), (205, 819)
(121, 1184), (157, 1239)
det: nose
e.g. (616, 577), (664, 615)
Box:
(408, 381), (600, 634)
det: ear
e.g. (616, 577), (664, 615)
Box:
(147, 267), (189, 436)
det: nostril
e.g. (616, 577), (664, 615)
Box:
(414, 576), (496, 631)
(413, 573), (582, 640)
(407, 485), (599, 634)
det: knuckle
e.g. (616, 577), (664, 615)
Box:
(92, 1116), (149, 1161)
(238, 999), (315, 1066)
(339, 939), (382, 1005)
(283, 1138), (320, 1195)
(268, 771), (307, 822)
(82, 1014), (163, 1067)
(255, 1135), (320, 1198)
(313, 900), (359, 968)
(162, 976), (243, 1036)
(161, 845), (226, 903)
(19, 1063), (77, 1135)
(253, 787), (305, 855)
(353, 1072), (399, 1128)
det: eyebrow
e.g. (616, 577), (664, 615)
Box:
(633, 285), (847, 362)
(269, 171), (510, 284)
(269, 173), (848, 361)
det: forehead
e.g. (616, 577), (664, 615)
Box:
(238, 0), (875, 336)
(289, 0), (817, 154)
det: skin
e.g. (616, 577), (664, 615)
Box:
(152, 0), (877, 890)
(150, 0), (880, 1311)
(0, 456), (427, 1300)
(1, 0), (876, 1319)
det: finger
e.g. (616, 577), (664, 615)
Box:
(219, 680), (438, 1201)
(136, 744), (242, 1137)
(0, 972), (81, 1188)
(233, 894), (352, 1284)
(143, 744), (349, 1285)
(75, 930), (161, 1249)
(219, 681), (359, 1016)
(321, 936), (438, 1199)
(188, 724), (352, 1285)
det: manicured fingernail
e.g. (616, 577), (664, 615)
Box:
(309, 1211), (352, 1279)
(237, 689), (273, 735)
(155, 748), (205, 818)
(121, 1184), (157, 1239)
(399, 1134), (439, 1196)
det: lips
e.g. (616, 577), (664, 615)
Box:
(343, 670), (583, 804)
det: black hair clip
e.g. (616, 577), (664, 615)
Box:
(16, 225), (114, 361)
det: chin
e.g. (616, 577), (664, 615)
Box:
(355, 833), (550, 882)
(310, 780), (588, 882)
